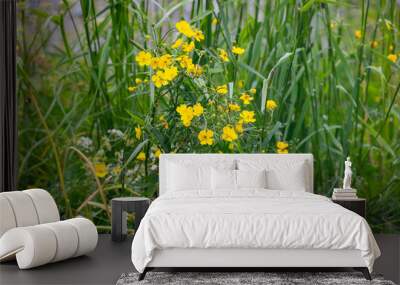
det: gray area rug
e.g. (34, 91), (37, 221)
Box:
(116, 272), (396, 285)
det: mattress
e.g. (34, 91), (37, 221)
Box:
(131, 189), (380, 273)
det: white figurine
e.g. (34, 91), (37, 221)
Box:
(343, 157), (352, 190)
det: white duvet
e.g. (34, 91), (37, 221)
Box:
(131, 190), (380, 273)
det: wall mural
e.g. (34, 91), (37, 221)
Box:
(17, 0), (400, 233)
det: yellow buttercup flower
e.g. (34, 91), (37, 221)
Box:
(276, 140), (289, 154)
(193, 103), (204, 116)
(193, 29), (204, 42)
(370, 41), (378, 49)
(182, 41), (195, 53)
(219, 49), (229, 62)
(94, 163), (107, 178)
(240, 110), (256, 123)
(388, 54), (398, 63)
(389, 45), (394, 52)
(221, 125), (238, 142)
(198, 129), (214, 145)
(276, 141), (288, 150)
(135, 126), (142, 140)
(232, 46), (245, 55)
(128, 86), (136, 92)
(228, 103), (241, 112)
(158, 54), (173, 68)
(187, 64), (203, 76)
(240, 93), (253, 105)
(135, 78), (142, 84)
(277, 148), (289, 154)
(154, 148), (162, 159)
(150, 57), (161, 69)
(176, 104), (194, 127)
(177, 55), (193, 69)
(249, 88), (256, 94)
(216, 84), (228, 95)
(152, 71), (169, 88)
(137, 151), (146, 161)
(162, 66), (179, 81)
(235, 120), (244, 133)
(176, 104), (189, 115)
(135, 51), (152, 66)
(212, 18), (218, 25)
(266, 99), (278, 111)
(176, 20), (195, 37)
(237, 80), (244, 88)
(354, 30), (362, 39)
(172, 38), (183, 49)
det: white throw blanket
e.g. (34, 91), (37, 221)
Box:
(131, 190), (380, 272)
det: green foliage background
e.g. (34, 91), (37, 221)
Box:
(17, 0), (400, 233)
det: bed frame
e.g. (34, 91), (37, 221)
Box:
(139, 154), (371, 280)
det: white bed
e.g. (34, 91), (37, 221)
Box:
(131, 154), (380, 280)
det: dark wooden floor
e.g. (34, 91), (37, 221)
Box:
(0, 234), (399, 285)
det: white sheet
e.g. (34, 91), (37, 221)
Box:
(131, 190), (380, 273)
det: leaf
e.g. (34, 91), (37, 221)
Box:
(155, 0), (194, 28)
(260, 79), (268, 113)
(123, 140), (149, 168)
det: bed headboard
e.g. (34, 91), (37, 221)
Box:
(159, 153), (314, 195)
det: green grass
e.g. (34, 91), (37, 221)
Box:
(17, 0), (400, 233)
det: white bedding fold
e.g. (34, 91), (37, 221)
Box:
(131, 190), (380, 273)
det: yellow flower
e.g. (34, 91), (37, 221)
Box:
(162, 66), (179, 81)
(212, 18), (218, 25)
(135, 126), (142, 140)
(182, 41), (195, 53)
(240, 110), (256, 123)
(330, 21), (337, 29)
(193, 29), (204, 42)
(240, 93), (253, 105)
(176, 104), (194, 127)
(354, 30), (362, 40)
(176, 20), (195, 37)
(158, 54), (173, 68)
(370, 41), (378, 49)
(177, 55), (193, 69)
(150, 57), (161, 69)
(187, 64), (203, 76)
(232, 46), (245, 55)
(152, 71), (169, 88)
(276, 141), (289, 150)
(137, 151), (146, 161)
(216, 84), (228, 95)
(277, 148), (289, 154)
(266, 99), (278, 111)
(237, 80), (244, 88)
(198, 129), (214, 145)
(172, 38), (183, 49)
(235, 120), (244, 133)
(159, 115), (169, 129)
(193, 103), (204, 116)
(221, 125), (238, 142)
(128, 86), (136, 92)
(135, 78), (142, 84)
(388, 54), (398, 63)
(249, 88), (256, 94)
(135, 51), (152, 66)
(389, 45), (394, 52)
(94, 163), (108, 178)
(228, 103), (241, 112)
(219, 49), (229, 62)
(154, 148), (162, 159)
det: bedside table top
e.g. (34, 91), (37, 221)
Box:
(331, 198), (366, 202)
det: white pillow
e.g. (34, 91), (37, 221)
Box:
(236, 169), (267, 189)
(265, 162), (307, 191)
(211, 168), (236, 190)
(167, 163), (211, 191)
(237, 159), (308, 191)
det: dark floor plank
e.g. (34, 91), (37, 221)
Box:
(0, 235), (134, 285)
(1, 234), (399, 285)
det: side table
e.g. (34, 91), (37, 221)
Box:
(332, 198), (366, 218)
(111, 197), (150, 242)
